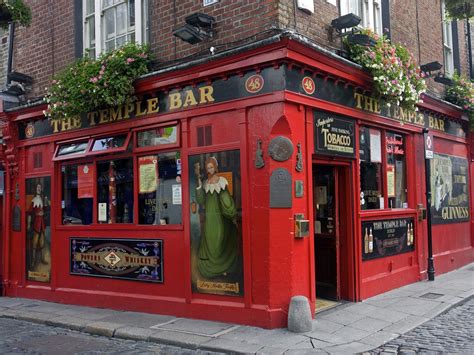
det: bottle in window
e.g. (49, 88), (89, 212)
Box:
(364, 228), (369, 254)
(368, 228), (374, 253)
(407, 223), (411, 246)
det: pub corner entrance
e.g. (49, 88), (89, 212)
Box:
(313, 163), (355, 302)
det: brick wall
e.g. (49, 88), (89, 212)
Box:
(0, 29), (9, 87)
(6, 0), (472, 100)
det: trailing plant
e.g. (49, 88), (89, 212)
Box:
(344, 29), (427, 111)
(0, 0), (32, 29)
(444, 0), (473, 21)
(45, 42), (152, 119)
(444, 71), (474, 128)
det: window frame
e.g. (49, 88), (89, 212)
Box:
(133, 121), (181, 154)
(53, 137), (92, 161)
(441, 0), (454, 77)
(359, 125), (411, 212)
(340, 0), (383, 35)
(83, 0), (147, 58)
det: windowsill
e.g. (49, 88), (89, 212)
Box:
(359, 208), (417, 219)
(56, 224), (184, 231)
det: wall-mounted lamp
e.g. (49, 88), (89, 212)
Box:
(433, 74), (453, 86)
(420, 61), (443, 75)
(331, 13), (361, 33)
(173, 13), (216, 45)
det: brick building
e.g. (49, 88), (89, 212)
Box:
(0, 0), (472, 328)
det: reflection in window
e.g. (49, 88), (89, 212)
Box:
(62, 164), (93, 225)
(137, 126), (178, 147)
(360, 127), (383, 210)
(97, 158), (134, 223)
(58, 142), (88, 157)
(138, 152), (182, 225)
(386, 132), (407, 208)
(91, 134), (127, 152)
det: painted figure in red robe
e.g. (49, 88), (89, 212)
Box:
(27, 182), (50, 267)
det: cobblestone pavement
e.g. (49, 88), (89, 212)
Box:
(0, 317), (220, 354)
(369, 297), (474, 354)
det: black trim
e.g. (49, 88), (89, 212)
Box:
(74, 0), (83, 58)
(382, 0), (391, 39)
(451, 21), (461, 74)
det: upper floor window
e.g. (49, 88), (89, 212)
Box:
(83, 0), (149, 58)
(441, 1), (454, 77)
(340, 0), (383, 35)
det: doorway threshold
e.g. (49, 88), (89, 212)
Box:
(315, 298), (340, 314)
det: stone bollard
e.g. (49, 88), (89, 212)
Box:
(288, 295), (312, 333)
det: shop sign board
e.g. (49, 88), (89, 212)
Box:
(362, 217), (415, 261)
(70, 238), (163, 283)
(314, 111), (355, 158)
(430, 154), (470, 224)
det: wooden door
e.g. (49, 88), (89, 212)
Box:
(313, 165), (340, 300)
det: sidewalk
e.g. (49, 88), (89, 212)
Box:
(0, 263), (472, 354)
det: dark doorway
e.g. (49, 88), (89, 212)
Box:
(313, 164), (351, 301)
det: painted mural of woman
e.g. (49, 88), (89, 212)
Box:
(27, 182), (50, 268)
(194, 157), (238, 278)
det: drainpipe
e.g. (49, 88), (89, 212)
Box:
(6, 22), (15, 85)
(423, 129), (435, 281)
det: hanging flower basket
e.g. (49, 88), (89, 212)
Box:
(45, 42), (152, 119)
(444, 0), (473, 20)
(0, 0), (32, 30)
(344, 29), (426, 111)
(444, 72), (474, 129)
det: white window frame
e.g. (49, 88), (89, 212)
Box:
(340, 0), (383, 35)
(83, 0), (147, 58)
(441, 1), (454, 77)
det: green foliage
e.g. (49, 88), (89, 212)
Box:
(444, 0), (473, 20)
(0, 0), (32, 29)
(445, 72), (474, 128)
(45, 43), (152, 119)
(345, 30), (427, 110)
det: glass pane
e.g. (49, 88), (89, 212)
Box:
(87, 17), (95, 45)
(137, 126), (178, 147)
(104, 8), (115, 39)
(129, 0), (135, 27)
(360, 127), (383, 210)
(138, 152), (182, 225)
(102, 0), (113, 9)
(105, 40), (115, 51)
(129, 32), (135, 43)
(58, 142), (88, 156)
(314, 166), (335, 235)
(116, 35), (127, 47)
(86, 0), (95, 15)
(62, 164), (93, 225)
(97, 159), (134, 223)
(386, 132), (407, 208)
(91, 134), (127, 152)
(116, 3), (127, 35)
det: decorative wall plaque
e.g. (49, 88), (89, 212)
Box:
(295, 143), (303, 172)
(270, 168), (292, 208)
(268, 136), (294, 162)
(255, 138), (265, 169)
(295, 180), (304, 198)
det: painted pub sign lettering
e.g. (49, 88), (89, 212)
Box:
(314, 111), (355, 158)
(362, 217), (415, 261)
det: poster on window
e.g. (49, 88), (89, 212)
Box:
(430, 154), (469, 224)
(78, 164), (94, 198)
(189, 150), (243, 296)
(26, 176), (51, 282)
(138, 156), (158, 193)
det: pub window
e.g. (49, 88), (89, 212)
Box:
(91, 134), (129, 153)
(360, 127), (383, 210)
(137, 125), (178, 148)
(54, 141), (89, 160)
(138, 151), (182, 225)
(97, 158), (134, 223)
(62, 164), (93, 225)
(386, 132), (407, 208)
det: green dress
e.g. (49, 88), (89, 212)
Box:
(196, 176), (238, 278)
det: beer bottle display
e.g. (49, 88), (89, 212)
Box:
(364, 228), (369, 254)
(407, 223), (411, 246)
(368, 228), (374, 253)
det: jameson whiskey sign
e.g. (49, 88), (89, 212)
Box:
(314, 111), (355, 158)
(430, 154), (470, 224)
(362, 217), (415, 261)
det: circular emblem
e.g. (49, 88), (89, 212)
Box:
(25, 123), (35, 138)
(245, 74), (264, 94)
(83, 165), (89, 174)
(302, 76), (315, 95)
(268, 136), (294, 162)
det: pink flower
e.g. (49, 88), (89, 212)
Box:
(90, 77), (98, 83)
(392, 80), (398, 85)
(126, 58), (135, 64)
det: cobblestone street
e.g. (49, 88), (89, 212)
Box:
(369, 297), (474, 354)
(0, 318), (218, 354)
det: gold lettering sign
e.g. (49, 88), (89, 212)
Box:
(197, 280), (240, 293)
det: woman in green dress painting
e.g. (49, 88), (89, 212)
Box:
(194, 157), (238, 278)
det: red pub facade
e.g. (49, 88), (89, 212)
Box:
(0, 2), (472, 330)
